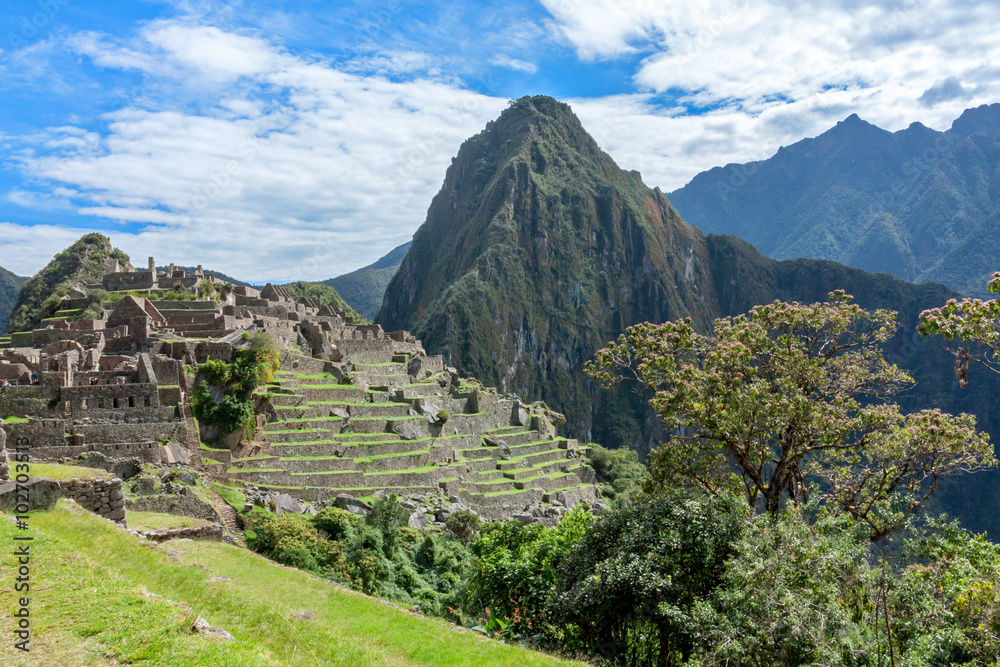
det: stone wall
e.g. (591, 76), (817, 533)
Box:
(0, 385), (58, 417)
(126, 489), (221, 523)
(64, 382), (162, 420)
(63, 477), (127, 525)
(136, 523), (223, 542)
(28, 441), (162, 463)
(73, 421), (183, 445)
(103, 272), (154, 291)
(5, 418), (66, 448)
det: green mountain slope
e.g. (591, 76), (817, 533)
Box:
(376, 96), (1000, 535)
(378, 96), (717, 435)
(668, 103), (1000, 296)
(0, 265), (28, 334)
(280, 281), (366, 322)
(5, 233), (130, 334)
(325, 241), (411, 319)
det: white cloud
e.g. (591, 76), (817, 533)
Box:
(0, 223), (91, 276)
(9, 21), (507, 282)
(540, 0), (1000, 191)
(490, 55), (538, 75)
(8, 4), (1000, 281)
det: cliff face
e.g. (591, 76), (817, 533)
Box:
(0, 265), (28, 334)
(378, 96), (717, 439)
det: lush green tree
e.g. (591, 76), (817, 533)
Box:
(919, 271), (1000, 386)
(587, 443), (648, 501)
(191, 333), (280, 440)
(891, 517), (1000, 665)
(468, 508), (591, 639)
(551, 492), (745, 666)
(588, 292), (995, 540)
(705, 509), (878, 667)
(445, 510), (481, 545)
(367, 494), (410, 555)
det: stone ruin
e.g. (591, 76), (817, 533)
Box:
(0, 256), (600, 519)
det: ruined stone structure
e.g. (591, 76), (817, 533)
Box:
(0, 257), (599, 517)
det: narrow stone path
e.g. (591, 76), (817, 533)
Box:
(181, 398), (204, 469)
(214, 489), (243, 539)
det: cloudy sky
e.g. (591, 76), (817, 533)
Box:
(1, 0), (998, 282)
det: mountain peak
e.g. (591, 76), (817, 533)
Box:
(950, 103), (1000, 138)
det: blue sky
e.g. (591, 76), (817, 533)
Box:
(1, 0), (998, 281)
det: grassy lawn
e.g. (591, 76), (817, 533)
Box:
(22, 462), (112, 481)
(1, 415), (30, 424)
(0, 503), (584, 667)
(126, 511), (211, 531)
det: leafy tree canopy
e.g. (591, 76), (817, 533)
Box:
(588, 292), (995, 541)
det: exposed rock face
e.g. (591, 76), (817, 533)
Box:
(0, 265), (27, 335)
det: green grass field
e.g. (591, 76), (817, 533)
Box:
(0, 503), (585, 667)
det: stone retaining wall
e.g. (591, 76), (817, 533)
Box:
(126, 490), (221, 523)
(63, 477), (126, 525)
(136, 523), (223, 542)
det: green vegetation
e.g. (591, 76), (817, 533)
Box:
(1, 502), (580, 666)
(127, 511), (211, 531)
(247, 495), (471, 617)
(191, 333), (280, 440)
(5, 233), (129, 334)
(586, 443), (647, 501)
(23, 462), (111, 480)
(280, 281), (366, 322)
(590, 293), (995, 540)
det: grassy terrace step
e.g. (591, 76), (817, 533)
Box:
(252, 484), (440, 500)
(228, 455), (280, 469)
(288, 464), (460, 488)
(264, 430), (338, 444)
(458, 439), (562, 461)
(301, 387), (369, 402)
(502, 458), (580, 481)
(227, 469), (293, 484)
(393, 384), (448, 399)
(470, 478), (519, 493)
(467, 468), (507, 481)
(268, 436), (475, 459)
(8, 505), (580, 667)
(267, 394), (308, 407)
(497, 448), (569, 470)
(484, 425), (534, 435)
(512, 469), (585, 491)
(476, 488), (547, 501)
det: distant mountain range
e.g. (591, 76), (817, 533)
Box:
(324, 242), (411, 319)
(668, 103), (1000, 297)
(376, 95), (1000, 535)
(0, 265), (28, 334)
